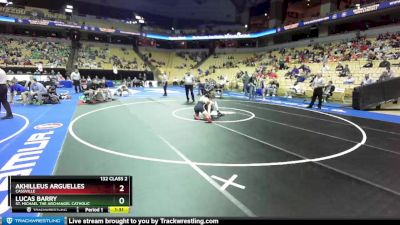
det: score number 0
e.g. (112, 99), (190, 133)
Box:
(118, 184), (125, 205)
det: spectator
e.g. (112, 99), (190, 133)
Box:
(336, 63), (344, 71)
(323, 81), (335, 102)
(173, 77), (179, 86)
(363, 60), (373, 68)
(339, 64), (350, 77)
(321, 63), (329, 73)
(343, 74), (355, 84)
(248, 74), (257, 101)
(242, 71), (250, 96)
(286, 82), (305, 99)
(266, 70), (278, 79)
(57, 72), (65, 81)
(379, 57), (391, 68)
(379, 70), (394, 82)
(361, 74), (374, 86)
(266, 79), (279, 97)
(289, 67), (300, 79)
(299, 64), (311, 75)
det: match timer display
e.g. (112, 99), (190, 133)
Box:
(8, 176), (132, 213)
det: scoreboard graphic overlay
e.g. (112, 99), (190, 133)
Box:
(8, 176), (132, 214)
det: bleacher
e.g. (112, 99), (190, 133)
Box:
(139, 48), (207, 80)
(78, 42), (146, 71)
(161, 32), (399, 101)
(0, 35), (71, 69)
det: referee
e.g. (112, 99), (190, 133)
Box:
(184, 72), (195, 103)
(71, 69), (81, 93)
(0, 68), (13, 119)
(307, 73), (324, 110)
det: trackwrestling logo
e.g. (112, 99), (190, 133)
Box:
(0, 130), (55, 215)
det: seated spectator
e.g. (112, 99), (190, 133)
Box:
(285, 82), (305, 99)
(266, 79), (279, 97)
(11, 76), (18, 83)
(343, 74), (355, 84)
(321, 63), (329, 73)
(289, 67), (300, 79)
(278, 59), (286, 70)
(363, 60), (373, 68)
(379, 57), (391, 68)
(266, 70), (278, 79)
(339, 64), (350, 77)
(336, 63), (344, 71)
(80, 77), (88, 91)
(56, 71), (65, 81)
(379, 70), (395, 82)
(323, 81), (335, 102)
(361, 74), (374, 86)
(299, 64), (311, 75)
(173, 77), (179, 86)
(295, 74), (307, 85)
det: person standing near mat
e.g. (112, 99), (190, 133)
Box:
(0, 68), (13, 119)
(71, 69), (82, 93)
(161, 72), (168, 96)
(307, 73), (325, 110)
(184, 72), (195, 103)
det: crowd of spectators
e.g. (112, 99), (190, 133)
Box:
(78, 45), (146, 70)
(0, 37), (70, 68)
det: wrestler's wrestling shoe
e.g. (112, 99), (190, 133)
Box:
(205, 117), (212, 123)
(217, 111), (224, 117)
(194, 115), (200, 120)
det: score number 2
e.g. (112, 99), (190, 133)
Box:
(118, 184), (126, 205)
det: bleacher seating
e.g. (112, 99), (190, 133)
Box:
(140, 48), (208, 79)
(0, 36), (71, 68)
(78, 42), (146, 71)
(151, 31), (399, 101)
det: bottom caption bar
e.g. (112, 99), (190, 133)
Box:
(1, 217), (276, 225)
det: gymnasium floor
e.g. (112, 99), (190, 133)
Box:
(1, 87), (400, 218)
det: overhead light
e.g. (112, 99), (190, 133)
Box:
(139, 19), (145, 24)
(65, 8), (73, 13)
(66, 5), (73, 9)
(171, 27), (174, 31)
(135, 15), (142, 20)
(264, 13), (268, 16)
(244, 24), (248, 28)
(0, 0), (13, 6)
